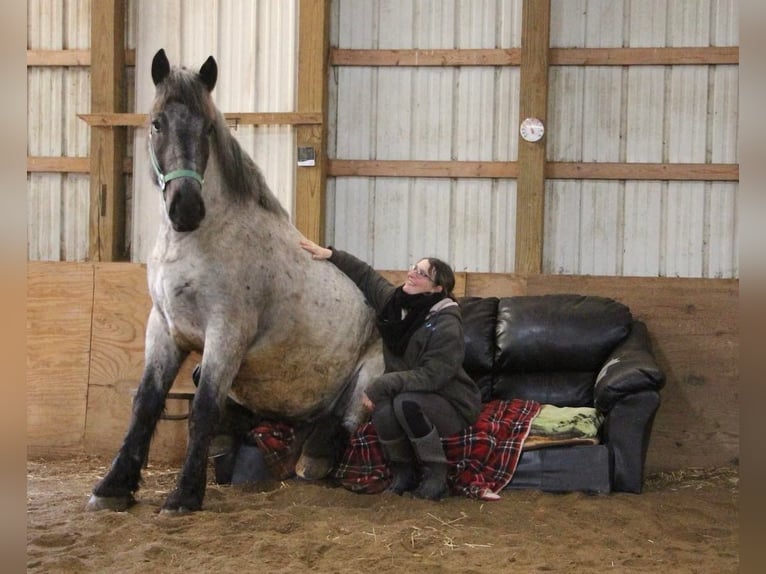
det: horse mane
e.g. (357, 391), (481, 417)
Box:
(152, 66), (289, 219)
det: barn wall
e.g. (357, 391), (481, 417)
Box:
(544, 0), (739, 278)
(328, 0), (524, 272)
(327, 0), (739, 277)
(27, 262), (738, 472)
(27, 1), (738, 276)
(27, 0), (94, 261)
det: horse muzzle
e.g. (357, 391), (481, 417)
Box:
(168, 184), (206, 232)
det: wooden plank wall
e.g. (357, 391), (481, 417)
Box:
(27, 262), (738, 472)
(27, 263), (93, 456)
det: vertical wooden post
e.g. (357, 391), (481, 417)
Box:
(88, 0), (126, 261)
(515, 0), (551, 274)
(295, 0), (330, 243)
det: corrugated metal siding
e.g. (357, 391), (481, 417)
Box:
(131, 0), (297, 262)
(27, 0), (91, 261)
(544, 0), (738, 278)
(330, 0), (738, 277)
(27, 1), (738, 276)
(328, 0), (523, 272)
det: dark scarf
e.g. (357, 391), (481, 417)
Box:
(376, 286), (447, 356)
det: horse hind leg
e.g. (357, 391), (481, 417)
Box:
(295, 413), (345, 480)
(296, 347), (384, 480)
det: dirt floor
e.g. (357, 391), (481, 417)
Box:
(27, 456), (738, 573)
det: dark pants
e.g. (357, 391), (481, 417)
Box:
(372, 392), (465, 441)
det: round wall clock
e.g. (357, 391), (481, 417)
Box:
(519, 117), (545, 143)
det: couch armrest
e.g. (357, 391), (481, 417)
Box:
(593, 321), (665, 413)
(603, 390), (661, 493)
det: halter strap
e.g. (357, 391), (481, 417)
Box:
(148, 133), (205, 192)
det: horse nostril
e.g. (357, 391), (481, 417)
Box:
(169, 187), (206, 232)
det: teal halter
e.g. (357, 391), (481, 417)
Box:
(148, 132), (205, 192)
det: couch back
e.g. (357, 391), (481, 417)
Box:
(459, 294), (632, 406)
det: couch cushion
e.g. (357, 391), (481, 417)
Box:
(507, 444), (611, 493)
(459, 297), (499, 401)
(493, 371), (595, 406)
(495, 294), (632, 373)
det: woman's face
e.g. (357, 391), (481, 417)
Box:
(403, 259), (443, 295)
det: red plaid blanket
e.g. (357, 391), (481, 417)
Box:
(248, 399), (540, 500)
(334, 399), (540, 499)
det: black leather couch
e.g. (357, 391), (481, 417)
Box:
(215, 293), (665, 494)
(459, 294), (666, 493)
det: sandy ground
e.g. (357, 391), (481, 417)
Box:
(27, 456), (738, 573)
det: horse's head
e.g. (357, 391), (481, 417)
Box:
(148, 49), (218, 233)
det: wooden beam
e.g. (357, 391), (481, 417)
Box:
(28, 156), (737, 182)
(27, 157), (90, 173)
(26, 49), (136, 67)
(28, 156), (133, 175)
(329, 160), (519, 178)
(78, 111), (322, 128)
(515, 0), (550, 274)
(331, 48), (521, 66)
(294, 0), (330, 244)
(330, 46), (738, 67)
(548, 162), (739, 182)
(79, 113), (147, 127)
(550, 46), (738, 66)
(88, 0), (126, 262)
(29, 46), (737, 70)
(327, 160), (738, 181)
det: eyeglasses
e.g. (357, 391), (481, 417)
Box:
(409, 264), (433, 281)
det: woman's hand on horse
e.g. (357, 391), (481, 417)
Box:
(299, 237), (332, 260)
(362, 393), (375, 412)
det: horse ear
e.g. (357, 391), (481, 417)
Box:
(151, 49), (171, 86)
(199, 56), (217, 92)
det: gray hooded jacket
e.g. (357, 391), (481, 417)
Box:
(329, 249), (482, 426)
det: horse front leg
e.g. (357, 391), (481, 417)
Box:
(161, 340), (244, 514)
(87, 309), (187, 511)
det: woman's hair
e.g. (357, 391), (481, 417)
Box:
(424, 257), (456, 300)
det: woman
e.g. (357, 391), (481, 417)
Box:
(300, 239), (482, 500)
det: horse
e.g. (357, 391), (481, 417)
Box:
(87, 49), (383, 514)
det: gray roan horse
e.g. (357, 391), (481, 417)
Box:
(87, 49), (382, 514)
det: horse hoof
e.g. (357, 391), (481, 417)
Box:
(86, 493), (135, 512)
(159, 506), (195, 516)
(295, 454), (332, 480)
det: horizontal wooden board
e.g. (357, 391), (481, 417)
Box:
(27, 157), (90, 173)
(546, 162), (739, 182)
(331, 48), (522, 66)
(78, 112), (322, 128)
(329, 160), (738, 181)
(330, 46), (738, 67)
(27, 156), (133, 175)
(26, 48), (137, 67)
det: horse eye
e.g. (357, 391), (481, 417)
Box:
(151, 119), (161, 132)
